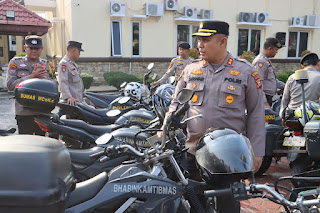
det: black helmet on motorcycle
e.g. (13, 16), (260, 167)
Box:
(154, 84), (175, 119)
(195, 128), (254, 184)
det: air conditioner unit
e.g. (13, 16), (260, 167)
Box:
(292, 17), (305, 26)
(254, 12), (268, 24)
(305, 15), (319, 26)
(110, 1), (125, 17)
(201, 9), (213, 20)
(184, 7), (198, 19)
(239, 12), (253, 22)
(145, 3), (164, 16)
(165, 0), (178, 11)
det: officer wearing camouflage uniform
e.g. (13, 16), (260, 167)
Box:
(252, 38), (285, 106)
(154, 42), (193, 85)
(161, 21), (265, 212)
(58, 41), (84, 106)
(280, 52), (320, 124)
(7, 35), (56, 135)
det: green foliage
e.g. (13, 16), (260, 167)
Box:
(15, 52), (27, 57)
(80, 73), (94, 90)
(276, 72), (294, 83)
(188, 48), (200, 59)
(239, 50), (255, 63)
(104, 71), (139, 89)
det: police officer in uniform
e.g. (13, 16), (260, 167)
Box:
(7, 35), (56, 135)
(280, 52), (320, 125)
(252, 37), (285, 106)
(58, 41), (84, 106)
(159, 21), (265, 212)
(153, 42), (193, 86)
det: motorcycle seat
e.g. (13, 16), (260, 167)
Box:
(77, 103), (113, 117)
(69, 146), (104, 164)
(85, 92), (121, 101)
(62, 119), (117, 135)
(66, 172), (108, 208)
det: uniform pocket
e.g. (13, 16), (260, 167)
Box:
(71, 71), (81, 83)
(218, 82), (242, 109)
(186, 82), (205, 106)
(267, 66), (275, 80)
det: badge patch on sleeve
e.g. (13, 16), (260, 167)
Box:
(258, 62), (263, 68)
(226, 95), (234, 104)
(251, 71), (262, 89)
(192, 70), (203, 75)
(8, 69), (16, 75)
(9, 63), (17, 70)
(191, 94), (198, 102)
(229, 70), (240, 76)
(61, 64), (67, 72)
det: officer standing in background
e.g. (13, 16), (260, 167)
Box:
(7, 35), (56, 135)
(252, 37), (285, 106)
(58, 41), (84, 106)
(280, 52), (320, 125)
(153, 42), (193, 86)
(160, 21), (265, 212)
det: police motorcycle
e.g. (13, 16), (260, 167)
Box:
(0, 87), (203, 213)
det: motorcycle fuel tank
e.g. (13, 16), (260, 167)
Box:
(115, 109), (156, 127)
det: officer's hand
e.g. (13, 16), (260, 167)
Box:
(30, 63), (46, 79)
(281, 118), (287, 127)
(264, 102), (272, 109)
(152, 81), (159, 86)
(157, 131), (163, 139)
(67, 97), (78, 106)
(254, 156), (263, 173)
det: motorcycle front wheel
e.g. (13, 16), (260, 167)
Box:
(291, 154), (313, 188)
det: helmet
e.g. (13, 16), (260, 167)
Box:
(154, 84), (175, 119)
(195, 128), (254, 184)
(294, 102), (314, 126)
(124, 82), (147, 101)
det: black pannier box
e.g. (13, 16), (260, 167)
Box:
(265, 124), (285, 156)
(0, 135), (75, 213)
(304, 120), (320, 159)
(14, 79), (59, 113)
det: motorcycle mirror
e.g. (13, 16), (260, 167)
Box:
(96, 133), (114, 145)
(147, 63), (154, 70)
(106, 109), (121, 117)
(151, 73), (158, 80)
(177, 88), (195, 104)
(120, 82), (127, 88)
(118, 96), (130, 104)
(295, 69), (309, 84)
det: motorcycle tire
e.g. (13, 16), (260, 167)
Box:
(254, 156), (272, 176)
(291, 154), (313, 188)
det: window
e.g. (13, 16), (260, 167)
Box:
(111, 20), (122, 56)
(131, 21), (140, 57)
(0, 47), (3, 57)
(237, 28), (261, 56)
(288, 31), (309, 58)
(176, 24), (198, 55)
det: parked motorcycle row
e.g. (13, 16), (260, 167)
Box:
(1, 64), (320, 212)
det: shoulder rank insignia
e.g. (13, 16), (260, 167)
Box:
(258, 62), (263, 68)
(203, 60), (207, 66)
(227, 58), (233, 66)
(192, 70), (203, 75)
(251, 71), (262, 89)
(229, 70), (240, 76)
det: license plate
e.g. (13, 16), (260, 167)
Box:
(283, 136), (306, 147)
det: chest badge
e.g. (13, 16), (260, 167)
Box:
(229, 70), (240, 76)
(19, 72), (27, 77)
(19, 64), (27, 67)
(192, 70), (203, 75)
(227, 85), (236, 91)
(227, 58), (233, 66)
(191, 94), (198, 102)
(226, 95), (234, 104)
(177, 61), (183, 64)
(258, 62), (263, 68)
(192, 83), (197, 89)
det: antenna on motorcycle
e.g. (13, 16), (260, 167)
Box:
(295, 69), (309, 126)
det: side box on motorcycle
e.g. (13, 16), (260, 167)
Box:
(304, 120), (320, 159)
(14, 79), (59, 113)
(0, 135), (75, 213)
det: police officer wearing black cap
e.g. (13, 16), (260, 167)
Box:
(58, 41), (84, 106)
(252, 37), (285, 106)
(153, 42), (193, 86)
(7, 35), (56, 135)
(159, 20), (265, 212)
(280, 52), (320, 125)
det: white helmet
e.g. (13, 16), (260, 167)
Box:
(124, 82), (146, 101)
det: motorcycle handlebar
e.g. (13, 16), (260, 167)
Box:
(173, 103), (190, 118)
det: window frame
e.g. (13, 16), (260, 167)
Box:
(287, 31), (310, 58)
(175, 24), (198, 56)
(236, 27), (262, 57)
(131, 21), (141, 57)
(111, 20), (122, 57)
